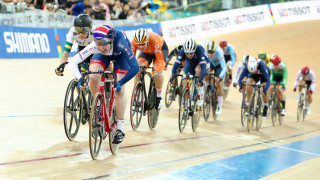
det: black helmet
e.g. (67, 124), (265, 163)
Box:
(74, 14), (92, 34)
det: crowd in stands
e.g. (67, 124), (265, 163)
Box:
(0, 0), (153, 20)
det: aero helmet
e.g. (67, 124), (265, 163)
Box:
(93, 25), (116, 45)
(247, 56), (259, 73)
(219, 40), (227, 48)
(183, 38), (197, 53)
(258, 51), (267, 60)
(242, 55), (250, 65)
(271, 54), (281, 66)
(134, 28), (149, 44)
(206, 40), (216, 53)
(74, 14), (92, 34)
(301, 66), (310, 75)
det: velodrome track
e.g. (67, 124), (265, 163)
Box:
(0, 20), (319, 179)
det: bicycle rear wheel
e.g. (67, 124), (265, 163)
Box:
(165, 78), (176, 108)
(192, 93), (201, 132)
(203, 86), (211, 121)
(223, 75), (230, 100)
(256, 96), (263, 132)
(63, 79), (81, 141)
(179, 88), (189, 133)
(89, 92), (104, 160)
(130, 82), (144, 130)
(109, 106), (119, 155)
(240, 91), (247, 126)
(297, 93), (304, 121)
(148, 84), (159, 130)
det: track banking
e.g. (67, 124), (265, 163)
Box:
(3, 32), (50, 53)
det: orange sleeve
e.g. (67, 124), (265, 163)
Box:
(131, 40), (137, 57)
(151, 33), (165, 73)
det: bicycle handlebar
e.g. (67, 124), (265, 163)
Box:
(80, 70), (117, 87)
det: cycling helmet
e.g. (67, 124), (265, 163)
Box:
(258, 51), (267, 60)
(301, 66), (310, 75)
(206, 40), (216, 53)
(247, 56), (259, 73)
(219, 40), (227, 48)
(74, 14), (92, 34)
(93, 25), (117, 46)
(134, 28), (149, 44)
(183, 38), (197, 53)
(271, 54), (281, 66)
(242, 55), (250, 65)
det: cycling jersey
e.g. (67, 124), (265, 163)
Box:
(131, 32), (168, 73)
(205, 45), (227, 79)
(294, 70), (316, 92)
(269, 62), (288, 86)
(238, 59), (270, 92)
(223, 44), (236, 67)
(68, 30), (139, 87)
(64, 26), (96, 53)
(172, 45), (207, 82)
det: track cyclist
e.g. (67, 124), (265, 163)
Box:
(268, 54), (288, 116)
(238, 56), (270, 118)
(293, 66), (316, 114)
(171, 38), (207, 106)
(257, 51), (271, 66)
(131, 28), (169, 110)
(219, 40), (236, 86)
(55, 14), (95, 76)
(68, 25), (139, 144)
(204, 40), (227, 114)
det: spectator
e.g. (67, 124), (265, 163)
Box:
(92, 3), (105, 20)
(118, 2), (129, 19)
(100, 1), (111, 20)
(63, 0), (77, 15)
(111, 0), (122, 20)
(44, 0), (59, 12)
(33, 0), (45, 9)
(84, 5), (94, 18)
(72, 0), (91, 16)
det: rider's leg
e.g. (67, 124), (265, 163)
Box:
(279, 86), (286, 115)
(89, 62), (105, 97)
(215, 76), (224, 114)
(227, 61), (232, 85)
(115, 73), (126, 132)
(246, 78), (255, 105)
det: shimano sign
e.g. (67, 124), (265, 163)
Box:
(0, 26), (58, 58)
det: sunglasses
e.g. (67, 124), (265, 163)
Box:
(94, 38), (112, 46)
(185, 52), (194, 55)
(137, 42), (146, 46)
(208, 51), (215, 54)
(75, 26), (90, 34)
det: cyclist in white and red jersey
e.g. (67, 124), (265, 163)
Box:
(293, 66), (316, 114)
(55, 14), (96, 76)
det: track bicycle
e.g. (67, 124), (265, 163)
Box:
(62, 62), (92, 141)
(130, 66), (159, 130)
(297, 85), (308, 121)
(81, 70), (118, 159)
(203, 73), (218, 121)
(178, 74), (201, 132)
(245, 83), (264, 132)
(269, 83), (284, 126)
(165, 64), (184, 108)
(240, 80), (247, 126)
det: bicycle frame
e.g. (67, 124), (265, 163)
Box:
(139, 66), (156, 111)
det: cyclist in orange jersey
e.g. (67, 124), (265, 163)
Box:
(131, 28), (169, 110)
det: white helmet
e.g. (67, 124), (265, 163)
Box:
(183, 38), (197, 53)
(242, 55), (250, 65)
(247, 56), (258, 73)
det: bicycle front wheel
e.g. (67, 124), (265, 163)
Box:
(89, 92), (104, 160)
(165, 78), (176, 108)
(223, 75), (230, 100)
(148, 84), (159, 130)
(271, 94), (277, 126)
(179, 88), (189, 133)
(192, 93), (201, 132)
(203, 86), (211, 121)
(109, 106), (119, 155)
(303, 95), (308, 121)
(240, 91), (247, 126)
(130, 82), (144, 130)
(297, 93), (304, 121)
(256, 95), (263, 132)
(247, 95), (255, 133)
(63, 79), (81, 141)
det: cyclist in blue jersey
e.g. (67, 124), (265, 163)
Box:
(171, 38), (207, 106)
(68, 25), (139, 144)
(219, 40), (236, 86)
(204, 40), (227, 115)
(238, 56), (270, 118)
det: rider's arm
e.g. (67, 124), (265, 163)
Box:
(260, 61), (270, 91)
(172, 52), (184, 76)
(233, 63), (244, 83)
(130, 40), (138, 57)
(218, 50), (227, 79)
(283, 64), (288, 86)
(229, 46), (236, 67)
(117, 41), (139, 86)
(269, 64), (276, 84)
(238, 67), (249, 89)
(68, 42), (97, 80)
(60, 28), (74, 64)
(294, 71), (301, 88)
(167, 49), (176, 62)
(154, 45), (166, 73)
(309, 70), (316, 92)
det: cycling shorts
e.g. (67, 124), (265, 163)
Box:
(137, 41), (169, 67)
